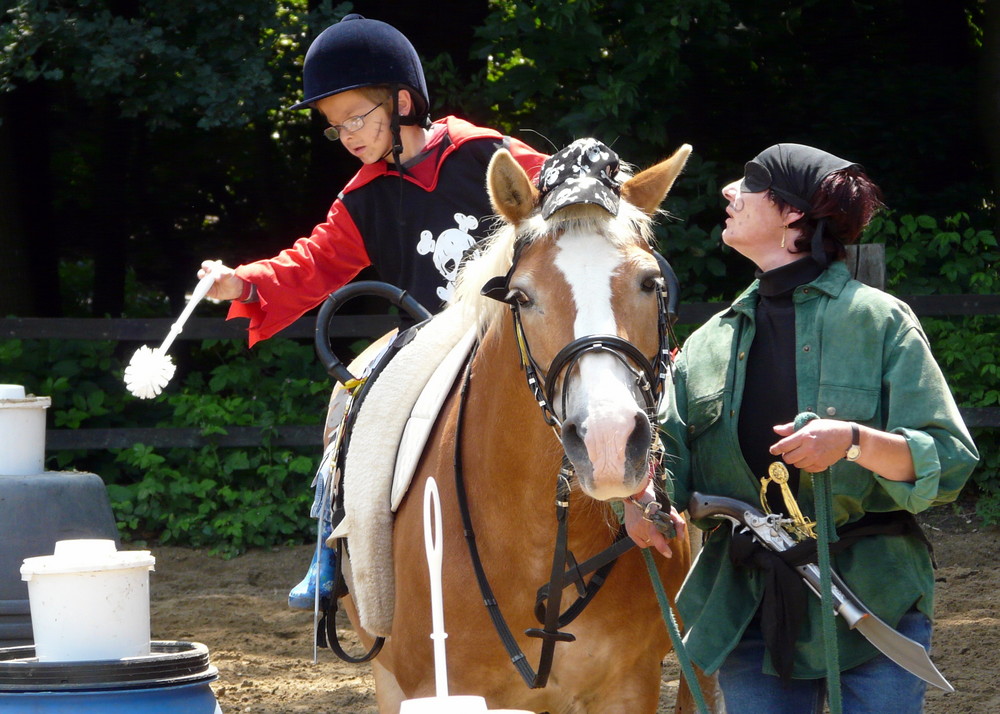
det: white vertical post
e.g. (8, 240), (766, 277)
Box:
(423, 477), (449, 698)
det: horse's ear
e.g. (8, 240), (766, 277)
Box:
(621, 144), (693, 215)
(488, 149), (539, 224)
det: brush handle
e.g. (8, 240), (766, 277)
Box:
(159, 273), (217, 354)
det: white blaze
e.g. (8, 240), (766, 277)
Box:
(554, 233), (641, 498)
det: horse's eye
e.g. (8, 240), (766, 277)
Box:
(511, 289), (533, 308)
(641, 276), (661, 293)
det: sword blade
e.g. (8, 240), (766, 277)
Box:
(803, 565), (955, 693)
(852, 611), (954, 693)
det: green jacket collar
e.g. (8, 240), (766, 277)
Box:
(726, 260), (852, 319)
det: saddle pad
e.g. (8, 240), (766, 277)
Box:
(391, 326), (477, 511)
(334, 307), (474, 637)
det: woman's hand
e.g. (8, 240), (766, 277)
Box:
(624, 484), (686, 557)
(770, 419), (851, 473)
(770, 419), (916, 482)
(198, 260), (244, 301)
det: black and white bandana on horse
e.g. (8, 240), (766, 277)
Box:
(537, 139), (621, 219)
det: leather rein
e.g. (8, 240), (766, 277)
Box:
(455, 247), (680, 689)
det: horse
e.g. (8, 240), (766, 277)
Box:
(338, 140), (719, 713)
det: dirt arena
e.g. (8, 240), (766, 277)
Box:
(150, 497), (999, 713)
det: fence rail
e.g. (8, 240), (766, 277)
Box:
(3, 294), (998, 452)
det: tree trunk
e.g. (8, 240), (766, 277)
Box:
(89, 110), (136, 317)
(0, 85), (60, 317)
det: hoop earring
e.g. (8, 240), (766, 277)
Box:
(780, 225), (787, 249)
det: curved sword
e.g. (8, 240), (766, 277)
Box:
(688, 492), (954, 693)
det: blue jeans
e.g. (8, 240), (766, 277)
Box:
(718, 609), (932, 714)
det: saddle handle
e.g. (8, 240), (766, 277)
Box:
(315, 281), (432, 386)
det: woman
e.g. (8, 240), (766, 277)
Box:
(627, 143), (978, 712)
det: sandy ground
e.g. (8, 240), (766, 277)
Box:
(150, 498), (999, 713)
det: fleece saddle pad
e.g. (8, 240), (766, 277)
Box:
(333, 307), (475, 637)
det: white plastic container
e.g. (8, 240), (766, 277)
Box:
(20, 539), (156, 661)
(0, 384), (50, 476)
(400, 695), (489, 713)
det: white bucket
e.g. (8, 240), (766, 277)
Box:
(0, 384), (50, 476)
(400, 695), (489, 713)
(20, 539), (156, 662)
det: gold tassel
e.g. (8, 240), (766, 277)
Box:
(760, 461), (816, 541)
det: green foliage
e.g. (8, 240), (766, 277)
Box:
(3, 334), (332, 556)
(476, 0), (730, 158)
(868, 212), (1000, 524)
(1, 0), (348, 129)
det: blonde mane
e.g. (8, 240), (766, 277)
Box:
(448, 200), (658, 337)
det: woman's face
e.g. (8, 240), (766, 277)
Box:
(720, 179), (790, 259)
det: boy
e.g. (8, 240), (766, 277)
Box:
(199, 14), (546, 606)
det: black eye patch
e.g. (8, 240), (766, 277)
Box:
(739, 160), (772, 193)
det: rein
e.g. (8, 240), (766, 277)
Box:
(454, 340), (575, 688)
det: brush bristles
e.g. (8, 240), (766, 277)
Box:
(124, 345), (176, 399)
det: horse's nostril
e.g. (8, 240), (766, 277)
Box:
(562, 419), (583, 448)
(626, 413), (652, 464)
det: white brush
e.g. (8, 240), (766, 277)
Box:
(123, 272), (217, 399)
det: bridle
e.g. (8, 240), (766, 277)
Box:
(480, 240), (680, 431)
(457, 235), (681, 689)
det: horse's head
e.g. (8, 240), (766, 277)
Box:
(468, 139), (691, 501)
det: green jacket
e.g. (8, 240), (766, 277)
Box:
(666, 261), (979, 678)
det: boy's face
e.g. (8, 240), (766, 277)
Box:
(315, 89), (393, 165)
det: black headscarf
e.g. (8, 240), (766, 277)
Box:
(740, 144), (860, 267)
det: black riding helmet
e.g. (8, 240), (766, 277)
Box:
(289, 13), (430, 128)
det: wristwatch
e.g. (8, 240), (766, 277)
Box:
(845, 423), (861, 461)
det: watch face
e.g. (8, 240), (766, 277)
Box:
(846, 445), (861, 460)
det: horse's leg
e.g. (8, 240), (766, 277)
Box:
(372, 661), (405, 714)
(674, 665), (724, 713)
(339, 594), (405, 713)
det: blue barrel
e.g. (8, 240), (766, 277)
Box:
(0, 640), (220, 713)
(0, 472), (120, 646)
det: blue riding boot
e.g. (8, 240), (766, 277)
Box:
(288, 521), (336, 609)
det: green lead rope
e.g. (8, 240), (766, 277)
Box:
(794, 411), (842, 714)
(642, 548), (710, 714)
(612, 501), (709, 714)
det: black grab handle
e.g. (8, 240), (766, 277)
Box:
(315, 281), (432, 386)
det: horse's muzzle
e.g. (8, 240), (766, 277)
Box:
(561, 409), (652, 500)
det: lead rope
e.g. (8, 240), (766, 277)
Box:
(641, 549), (709, 714)
(612, 501), (709, 714)
(793, 411), (842, 714)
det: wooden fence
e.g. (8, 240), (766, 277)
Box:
(3, 288), (999, 452)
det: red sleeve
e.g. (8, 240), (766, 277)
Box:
(226, 198), (371, 347)
(506, 136), (548, 184)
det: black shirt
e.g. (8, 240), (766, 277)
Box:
(737, 258), (824, 514)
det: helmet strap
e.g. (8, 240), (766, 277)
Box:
(388, 84), (407, 173)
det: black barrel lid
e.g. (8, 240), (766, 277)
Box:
(0, 640), (218, 691)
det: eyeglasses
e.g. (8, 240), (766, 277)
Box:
(323, 103), (384, 141)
